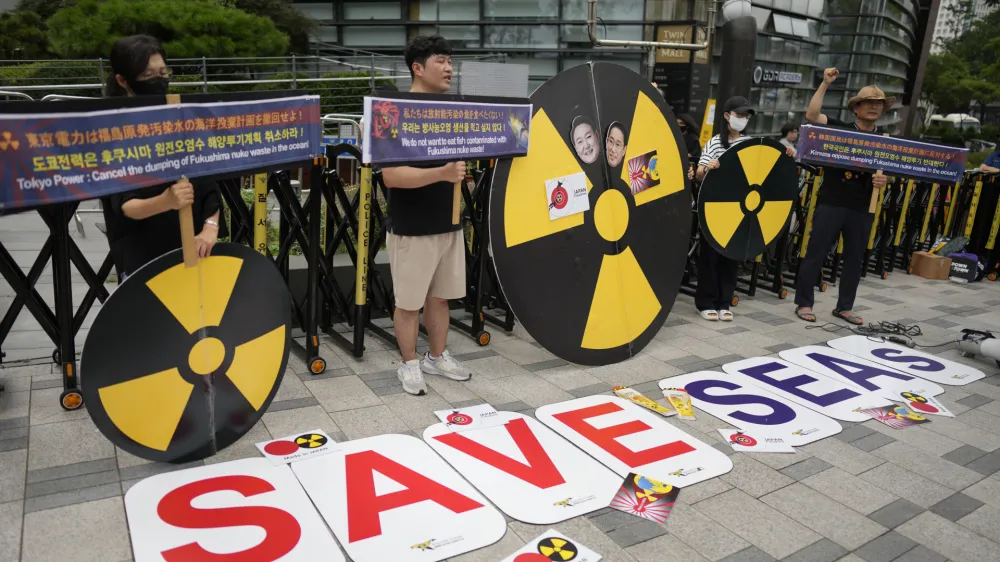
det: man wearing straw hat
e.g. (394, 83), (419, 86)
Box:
(793, 68), (891, 325)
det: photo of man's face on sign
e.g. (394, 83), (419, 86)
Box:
(606, 121), (627, 168)
(570, 116), (601, 164)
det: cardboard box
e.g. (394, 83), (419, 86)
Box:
(911, 251), (952, 280)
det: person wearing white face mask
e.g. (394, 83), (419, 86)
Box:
(686, 96), (793, 321)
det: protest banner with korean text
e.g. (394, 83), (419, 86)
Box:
(0, 95), (322, 211)
(796, 124), (968, 183)
(362, 94), (531, 164)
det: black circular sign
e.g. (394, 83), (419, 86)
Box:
(697, 138), (798, 261)
(490, 62), (691, 366)
(81, 243), (292, 463)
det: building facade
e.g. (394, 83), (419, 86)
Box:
(284, 0), (934, 135)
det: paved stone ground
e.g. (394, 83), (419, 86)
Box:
(2, 209), (1000, 562)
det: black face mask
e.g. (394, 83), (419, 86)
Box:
(128, 76), (170, 96)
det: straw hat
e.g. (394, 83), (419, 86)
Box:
(848, 85), (896, 109)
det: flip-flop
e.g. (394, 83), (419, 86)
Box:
(833, 309), (863, 326)
(795, 307), (816, 323)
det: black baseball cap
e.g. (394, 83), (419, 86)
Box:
(723, 96), (755, 116)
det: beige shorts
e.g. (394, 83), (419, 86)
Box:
(388, 230), (466, 311)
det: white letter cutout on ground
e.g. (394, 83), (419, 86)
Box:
(535, 395), (733, 487)
(124, 458), (343, 562)
(424, 411), (621, 524)
(827, 335), (985, 385)
(723, 357), (892, 422)
(780, 345), (945, 402)
(659, 372), (841, 446)
(292, 433), (506, 562)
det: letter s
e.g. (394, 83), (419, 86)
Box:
(685, 379), (796, 425)
(156, 475), (301, 561)
(871, 348), (945, 372)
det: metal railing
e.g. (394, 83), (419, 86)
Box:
(0, 53), (505, 115)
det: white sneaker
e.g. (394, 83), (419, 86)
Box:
(397, 360), (427, 396)
(421, 351), (473, 381)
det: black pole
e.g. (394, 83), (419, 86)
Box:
(713, 16), (758, 135)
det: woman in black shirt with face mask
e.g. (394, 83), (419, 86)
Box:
(104, 35), (222, 279)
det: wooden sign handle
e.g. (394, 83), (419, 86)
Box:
(178, 176), (198, 268)
(453, 181), (462, 225)
(869, 132), (890, 214)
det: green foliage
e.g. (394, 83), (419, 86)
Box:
(923, 9), (1000, 119)
(16, 0), (74, 20)
(967, 151), (991, 169)
(0, 11), (49, 60)
(46, 0), (290, 59)
(252, 71), (393, 114)
(233, 0), (318, 55)
(0, 60), (103, 97)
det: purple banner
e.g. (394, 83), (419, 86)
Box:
(0, 96), (322, 211)
(797, 125), (968, 184)
(362, 96), (531, 164)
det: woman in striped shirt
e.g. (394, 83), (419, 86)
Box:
(686, 96), (793, 321)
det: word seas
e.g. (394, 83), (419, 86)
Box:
(123, 337), (983, 561)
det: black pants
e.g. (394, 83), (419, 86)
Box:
(795, 204), (874, 311)
(695, 243), (739, 311)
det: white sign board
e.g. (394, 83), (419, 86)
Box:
(659, 371), (841, 446)
(722, 357), (892, 422)
(125, 458), (342, 562)
(424, 412), (620, 524)
(779, 346), (945, 402)
(500, 529), (602, 562)
(535, 396), (733, 487)
(291, 433), (506, 562)
(827, 335), (986, 385)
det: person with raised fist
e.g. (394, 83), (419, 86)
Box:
(793, 67), (892, 325)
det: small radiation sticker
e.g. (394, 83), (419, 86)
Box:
(256, 429), (339, 465)
(718, 429), (795, 453)
(434, 404), (505, 432)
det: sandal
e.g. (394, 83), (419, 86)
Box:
(833, 309), (863, 326)
(719, 310), (734, 322)
(795, 306), (816, 323)
(699, 310), (719, 321)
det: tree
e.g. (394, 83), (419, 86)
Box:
(16, 0), (74, 20)
(233, 0), (318, 55)
(0, 11), (49, 60)
(45, 0), (290, 59)
(922, 52), (993, 113)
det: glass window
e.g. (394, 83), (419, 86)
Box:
(791, 18), (810, 38)
(314, 25), (338, 42)
(509, 56), (559, 76)
(417, 0), (479, 21)
(761, 88), (778, 109)
(756, 0), (774, 6)
(773, 0), (792, 10)
(485, 25), (559, 48)
(564, 0), (643, 19)
(563, 24), (641, 43)
(799, 42), (816, 64)
(807, 20), (821, 40)
(773, 14), (795, 35)
(292, 3), (333, 20)
(344, 1), (400, 19)
(750, 88), (762, 106)
(776, 88), (792, 111)
(436, 26), (480, 47)
(827, 17), (857, 33)
(563, 57), (640, 73)
(343, 26), (406, 45)
(790, 0), (810, 14)
(785, 40), (801, 62)
(769, 36), (786, 60)
(792, 89), (809, 110)
(484, 0), (558, 18)
(751, 7), (771, 30)
(807, 0), (824, 17)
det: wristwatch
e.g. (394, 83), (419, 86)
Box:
(204, 219), (219, 228)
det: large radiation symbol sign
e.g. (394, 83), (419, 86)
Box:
(81, 243), (291, 463)
(698, 138), (798, 261)
(490, 63), (691, 365)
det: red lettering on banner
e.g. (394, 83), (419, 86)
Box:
(345, 450), (483, 543)
(553, 402), (695, 467)
(156, 475), (301, 561)
(433, 418), (565, 489)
